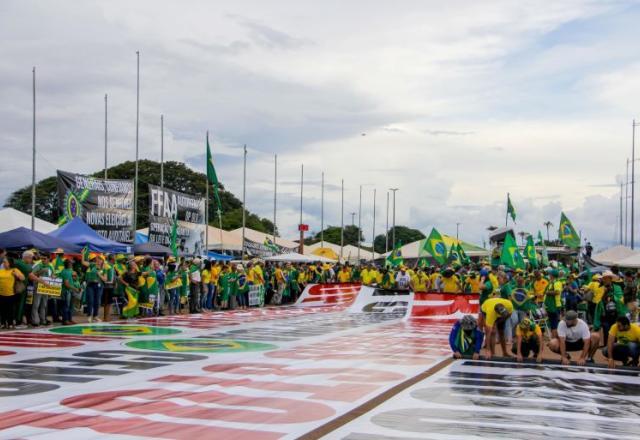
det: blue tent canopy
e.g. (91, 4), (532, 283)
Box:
(207, 251), (233, 261)
(0, 227), (81, 253)
(49, 217), (131, 253)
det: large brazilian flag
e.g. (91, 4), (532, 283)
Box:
(422, 228), (448, 265)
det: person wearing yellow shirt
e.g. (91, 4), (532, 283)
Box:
(361, 264), (376, 285)
(531, 271), (549, 305)
(0, 258), (25, 329)
(464, 271), (482, 294)
(513, 318), (544, 363)
(410, 268), (429, 292)
(481, 297), (514, 358)
(544, 270), (564, 338)
(337, 266), (351, 283)
(439, 268), (462, 293)
(429, 269), (441, 292)
(604, 315), (640, 368)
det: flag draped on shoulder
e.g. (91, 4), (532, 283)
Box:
(122, 286), (139, 318)
(423, 228), (448, 265)
(206, 134), (223, 213)
(500, 232), (525, 270)
(507, 193), (516, 223)
(524, 235), (538, 268)
(386, 242), (404, 267)
(559, 212), (580, 248)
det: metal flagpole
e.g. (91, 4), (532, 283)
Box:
(160, 115), (164, 190)
(31, 67), (36, 230)
(621, 181), (624, 245)
(385, 191), (389, 253)
(357, 185), (362, 262)
(372, 188), (376, 261)
(273, 154), (277, 242)
(321, 172), (324, 247)
(505, 193), (510, 227)
(633, 121), (637, 250)
(205, 131), (209, 256)
(390, 188), (398, 248)
(299, 164), (304, 254)
(241, 145), (247, 260)
(134, 51), (140, 232)
(340, 179), (344, 261)
(626, 158), (630, 246)
(104, 94), (108, 179)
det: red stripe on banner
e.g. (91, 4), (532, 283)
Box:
(0, 350), (15, 356)
(0, 410), (282, 440)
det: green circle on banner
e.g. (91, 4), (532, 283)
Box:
(50, 324), (181, 337)
(125, 338), (277, 353)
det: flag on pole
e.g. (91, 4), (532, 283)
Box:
(507, 194), (516, 223)
(536, 230), (544, 246)
(170, 217), (179, 257)
(524, 235), (538, 269)
(122, 285), (139, 318)
(417, 257), (430, 268)
(500, 232), (525, 269)
(447, 244), (461, 265)
(457, 243), (471, 264)
(559, 212), (580, 248)
(206, 134), (223, 213)
(386, 242), (404, 267)
(422, 228), (448, 265)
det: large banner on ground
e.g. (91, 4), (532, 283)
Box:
(57, 170), (134, 243)
(148, 184), (205, 255)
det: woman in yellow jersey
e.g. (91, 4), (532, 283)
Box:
(0, 258), (25, 329)
(439, 268), (462, 293)
(410, 269), (429, 292)
(464, 271), (482, 294)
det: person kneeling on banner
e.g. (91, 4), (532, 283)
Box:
(548, 310), (600, 365)
(603, 315), (640, 368)
(449, 315), (484, 360)
(512, 318), (543, 363)
(481, 297), (513, 359)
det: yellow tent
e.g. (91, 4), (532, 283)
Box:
(311, 247), (339, 261)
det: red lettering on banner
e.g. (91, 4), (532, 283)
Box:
(0, 410), (282, 440)
(62, 388), (335, 423)
(0, 350), (14, 356)
(0, 332), (114, 348)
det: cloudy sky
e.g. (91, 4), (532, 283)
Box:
(1, 0), (639, 249)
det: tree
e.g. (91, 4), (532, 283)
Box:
(373, 226), (425, 254)
(304, 225), (364, 247)
(4, 159), (276, 234)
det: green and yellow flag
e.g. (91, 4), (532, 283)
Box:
(386, 242), (404, 268)
(500, 232), (525, 270)
(170, 217), (179, 257)
(122, 286), (139, 318)
(559, 212), (580, 248)
(448, 245), (461, 265)
(507, 193), (516, 223)
(524, 235), (538, 269)
(206, 133), (223, 213)
(457, 243), (471, 264)
(423, 228), (448, 265)
(417, 257), (430, 269)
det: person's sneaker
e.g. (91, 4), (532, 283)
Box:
(43, 321), (51, 326)
(88, 316), (93, 323)
(94, 317), (102, 323)
(586, 358), (595, 364)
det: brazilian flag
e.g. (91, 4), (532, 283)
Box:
(417, 257), (430, 269)
(524, 235), (538, 269)
(122, 286), (139, 318)
(386, 243), (404, 268)
(500, 232), (525, 270)
(507, 193), (516, 223)
(457, 243), (470, 264)
(559, 212), (580, 248)
(447, 245), (461, 265)
(423, 228), (448, 265)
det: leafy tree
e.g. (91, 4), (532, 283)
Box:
(373, 226), (426, 253)
(4, 159), (276, 234)
(304, 225), (364, 247)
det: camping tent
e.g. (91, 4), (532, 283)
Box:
(49, 217), (131, 253)
(0, 227), (81, 252)
(0, 207), (57, 234)
(265, 252), (335, 263)
(612, 253), (640, 269)
(305, 241), (379, 263)
(232, 227), (299, 250)
(591, 245), (638, 266)
(310, 247), (340, 261)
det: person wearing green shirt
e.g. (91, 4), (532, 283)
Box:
(59, 259), (80, 325)
(82, 252), (107, 323)
(140, 257), (159, 310)
(31, 253), (54, 327)
(544, 270), (563, 339)
(14, 250), (50, 327)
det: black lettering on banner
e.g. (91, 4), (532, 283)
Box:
(0, 363), (123, 382)
(18, 356), (167, 371)
(0, 381), (59, 397)
(72, 350), (207, 363)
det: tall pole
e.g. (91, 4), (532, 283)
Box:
(241, 144), (247, 260)
(390, 188), (399, 248)
(205, 131), (209, 255)
(505, 192), (509, 227)
(31, 67), (36, 230)
(633, 121), (636, 250)
(273, 154), (277, 242)
(134, 51), (140, 232)
(621, 181), (624, 245)
(160, 115), (164, 190)
(626, 158), (630, 246)
(357, 185), (362, 262)
(299, 164), (304, 254)
(350, 212), (356, 226)
(385, 191), (389, 253)
(104, 94), (108, 179)
(321, 172), (325, 247)
(456, 222), (461, 240)
(340, 179), (344, 261)
(372, 188), (376, 260)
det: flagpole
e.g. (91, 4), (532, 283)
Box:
(321, 171), (324, 247)
(241, 144), (247, 260)
(357, 184), (362, 262)
(385, 191), (389, 254)
(273, 154), (277, 242)
(205, 131), (209, 257)
(31, 66), (36, 231)
(372, 188), (376, 261)
(104, 94), (108, 179)
(134, 50), (140, 232)
(340, 179), (344, 261)
(390, 188), (398, 248)
(299, 163), (304, 254)
(160, 115), (164, 190)
(505, 193), (509, 227)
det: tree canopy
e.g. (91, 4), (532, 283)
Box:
(373, 226), (426, 253)
(4, 159), (276, 234)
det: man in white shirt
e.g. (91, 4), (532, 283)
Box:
(547, 310), (600, 365)
(395, 268), (411, 290)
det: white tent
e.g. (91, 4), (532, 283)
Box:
(382, 236), (489, 259)
(615, 253), (640, 268)
(0, 207), (57, 234)
(265, 252), (335, 263)
(305, 241), (379, 263)
(592, 245), (638, 266)
(137, 225), (244, 252)
(231, 227), (299, 250)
